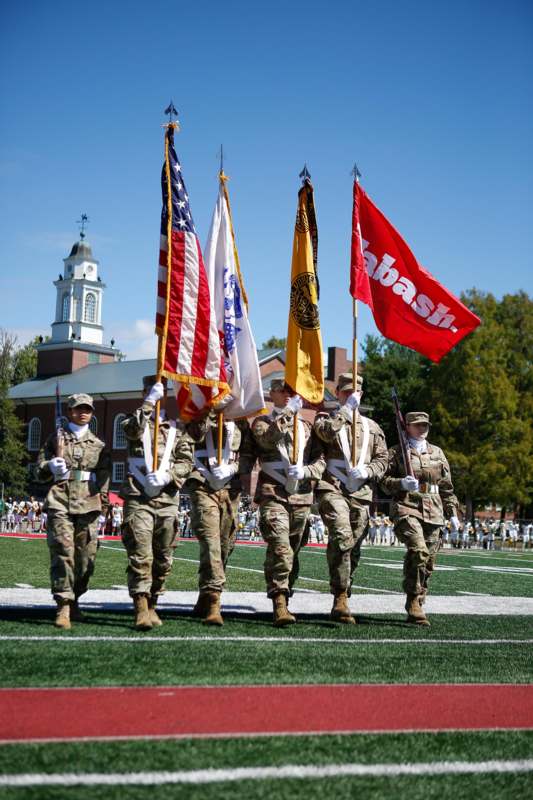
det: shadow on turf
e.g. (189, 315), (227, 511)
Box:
(0, 606), (410, 631)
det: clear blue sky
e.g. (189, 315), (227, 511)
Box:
(1, 0), (532, 360)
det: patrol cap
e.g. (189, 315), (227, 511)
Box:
(67, 393), (95, 411)
(405, 411), (431, 426)
(142, 374), (168, 390)
(336, 372), (363, 392)
(270, 378), (286, 392)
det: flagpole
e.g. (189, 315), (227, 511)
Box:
(154, 103), (180, 471)
(351, 163), (361, 466)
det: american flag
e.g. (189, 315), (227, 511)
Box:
(156, 126), (228, 416)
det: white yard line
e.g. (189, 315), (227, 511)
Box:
(2, 587), (533, 615)
(0, 635), (531, 645)
(1, 759), (532, 787)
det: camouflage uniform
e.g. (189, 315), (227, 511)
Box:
(36, 404), (110, 604)
(252, 407), (324, 600)
(380, 413), (459, 612)
(120, 402), (194, 601)
(186, 414), (254, 600)
(314, 378), (388, 610)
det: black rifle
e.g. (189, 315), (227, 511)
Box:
(391, 387), (414, 477)
(55, 381), (64, 458)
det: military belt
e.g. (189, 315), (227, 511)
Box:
(418, 482), (439, 495)
(69, 470), (92, 482)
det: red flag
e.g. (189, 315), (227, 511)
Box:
(350, 182), (481, 362)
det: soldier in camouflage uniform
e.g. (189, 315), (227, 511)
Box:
(120, 377), (194, 630)
(252, 379), (325, 626)
(36, 393), (111, 630)
(380, 411), (460, 625)
(186, 409), (254, 626)
(314, 373), (388, 623)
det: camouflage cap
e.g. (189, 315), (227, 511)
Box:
(405, 411), (431, 426)
(67, 393), (95, 410)
(336, 372), (363, 392)
(270, 378), (286, 392)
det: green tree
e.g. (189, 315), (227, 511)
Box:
(12, 335), (43, 385)
(0, 331), (28, 496)
(262, 336), (286, 350)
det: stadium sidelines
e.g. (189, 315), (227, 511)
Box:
(1, 759), (533, 787)
(1, 684), (532, 743)
(0, 636), (531, 645)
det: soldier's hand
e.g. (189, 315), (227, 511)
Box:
(145, 469), (170, 489)
(287, 464), (305, 480)
(145, 382), (165, 406)
(401, 476), (419, 491)
(351, 466), (368, 480)
(286, 395), (303, 414)
(48, 457), (69, 478)
(212, 463), (237, 481)
(345, 392), (361, 411)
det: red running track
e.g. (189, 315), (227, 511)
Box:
(1, 684), (532, 742)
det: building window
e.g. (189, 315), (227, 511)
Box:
(113, 414), (127, 449)
(84, 292), (96, 323)
(27, 418), (41, 451)
(62, 293), (70, 322)
(89, 416), (98, 435)
(112, 462), (125, 484)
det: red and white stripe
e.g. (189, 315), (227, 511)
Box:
(156, 231), (227, 415)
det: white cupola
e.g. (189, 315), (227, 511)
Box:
(51, 219), (106, 345)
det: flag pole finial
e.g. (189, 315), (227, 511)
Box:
(299, 164), (311, 184)
(219, 144), (228, 182)
(351, 163), (362, 182)
(163, 101), (180, 131)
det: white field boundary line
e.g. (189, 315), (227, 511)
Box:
(1, 759), (533, 787)
(0, 635), (531, 645)
(100, 546), (401, 595)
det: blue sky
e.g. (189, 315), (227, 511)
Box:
(1, 0), (532, 360)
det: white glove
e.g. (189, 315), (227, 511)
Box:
(145, 382), (165, 406)
(401, 476), (419, 491)
(212, 463), (238, 482)
(351, 466), (368, 480)
(286, 395), (303, 414)
(449, 515), (460, 530)
(48, 457), (69, 478)
(345, 392), (361, 411)
(287, 464), (306, 480)
(144, 469), (171, 497)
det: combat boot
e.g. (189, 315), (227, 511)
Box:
(54, 600), (71, 630)
(133, 594), (153, 631)
(419, 589), (427, 607)
(70, 599), (84, 622)
(202, 592), (224, 626)
(148, 596), (163, 627)
(272, 593), (296, 627)
(191, 592), (210, 619)
(405, 593), (430, 626)
(330, 591), (355, 624)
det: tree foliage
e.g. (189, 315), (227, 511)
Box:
(262, 336), (286, 350)
(362, 291), (533, 515)
(0, 331), (28, 496)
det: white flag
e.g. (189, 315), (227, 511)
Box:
(203, 181), (265, 419)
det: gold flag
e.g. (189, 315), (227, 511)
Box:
(285, 180), (324, 404)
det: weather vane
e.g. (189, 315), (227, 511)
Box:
(76, 213), (89, 239)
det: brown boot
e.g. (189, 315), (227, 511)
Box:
(54, 600), (71, 630)
(133, 594), (153, 631)
(272, 594), (296, 627)
(191, 592), (210, 619)
(331, 591), (355, 624)
(70, 599), (84, 622)
(202, 592), (224, 626)
(405, 593), (430, 626)
(148, 596), (163, 627)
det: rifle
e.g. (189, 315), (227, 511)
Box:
(391, 387), (414, 478)
(55, 381), (65, 458)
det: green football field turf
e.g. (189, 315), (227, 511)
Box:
(1, 535), (532, 798)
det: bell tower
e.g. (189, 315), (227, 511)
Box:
(37, 215), (118, 377)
